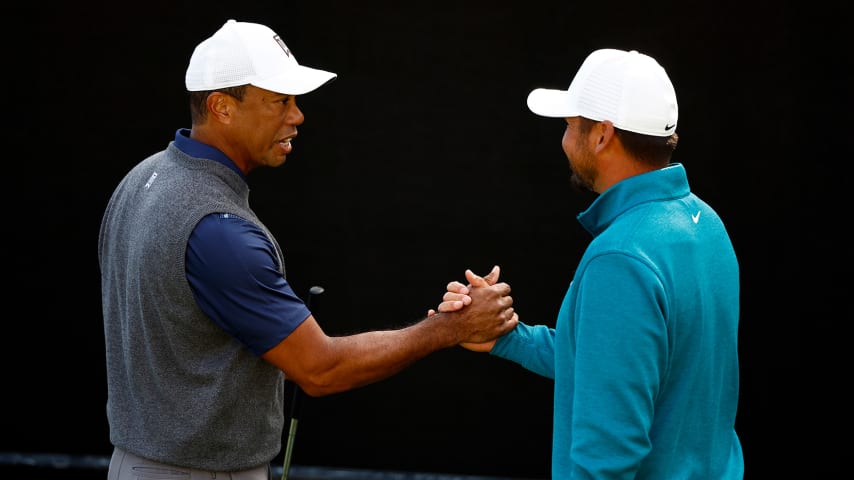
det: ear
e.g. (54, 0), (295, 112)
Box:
(594, 120), (617, 154)
(206, 92), (235, 124)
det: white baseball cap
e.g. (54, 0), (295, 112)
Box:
(185, 19), (337, 95)
(526, 49), (678, 136)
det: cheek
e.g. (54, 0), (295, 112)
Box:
(561, 131), (573, 156)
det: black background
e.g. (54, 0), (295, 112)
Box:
(4, 0), (824, 478)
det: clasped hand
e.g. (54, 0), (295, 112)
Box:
(428, 266), (518, 352)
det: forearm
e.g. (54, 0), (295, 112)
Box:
(305, 314), (457, 395)
(491, 322), (556, 379)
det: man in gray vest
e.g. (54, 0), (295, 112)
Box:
(99, 19), (518, 480)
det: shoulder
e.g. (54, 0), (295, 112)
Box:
(193, 214), (272, 254)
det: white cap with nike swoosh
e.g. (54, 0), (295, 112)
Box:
(526, 48), (678, 137)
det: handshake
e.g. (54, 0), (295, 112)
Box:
(427, 266), (518, 352)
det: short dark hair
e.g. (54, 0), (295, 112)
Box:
(188, 85), (249, 124)
(579, 117), (678, 168)
(616, 128), (678, 168)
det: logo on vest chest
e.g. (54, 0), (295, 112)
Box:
(144, 171), (159, 189)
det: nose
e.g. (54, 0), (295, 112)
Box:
(288, 100), (305, 126)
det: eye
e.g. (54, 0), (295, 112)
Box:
(280, 96), (293, 105)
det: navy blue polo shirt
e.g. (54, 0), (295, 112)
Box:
(175, 128), (310, 356)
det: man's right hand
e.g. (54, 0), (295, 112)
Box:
(427, 266), (501, 316)
(429, 266), (513, 352)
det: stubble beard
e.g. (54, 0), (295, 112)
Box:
(569, 171), (592, 193)
(568, 159), (596, 193)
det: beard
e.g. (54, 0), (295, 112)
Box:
(568, 151), (596, 193)
(569, 171), (593, 193)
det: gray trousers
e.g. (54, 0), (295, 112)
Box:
(108, 447), (271, 480)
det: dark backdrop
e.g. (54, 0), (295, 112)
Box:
(5, 0), (816, 478)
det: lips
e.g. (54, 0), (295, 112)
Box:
(278, 139), (293, 155)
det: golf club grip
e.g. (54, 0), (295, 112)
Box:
(287, 285), (325, 419)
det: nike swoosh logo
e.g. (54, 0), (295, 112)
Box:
(692, 211), (701, 224)
(665, 123), (676, 130)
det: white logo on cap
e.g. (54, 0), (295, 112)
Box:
(273, 35), (291, 57)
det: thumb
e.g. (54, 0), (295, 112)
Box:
(482, 265), (500, 286)
(465, 269), (490, 288)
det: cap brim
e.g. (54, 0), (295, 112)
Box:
(526, 88), (577, 118)
(253, 65), (338, 95)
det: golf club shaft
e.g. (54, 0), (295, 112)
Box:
(282, 285), (324, 480)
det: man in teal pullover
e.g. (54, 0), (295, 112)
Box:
(437, 49), (744, 478)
